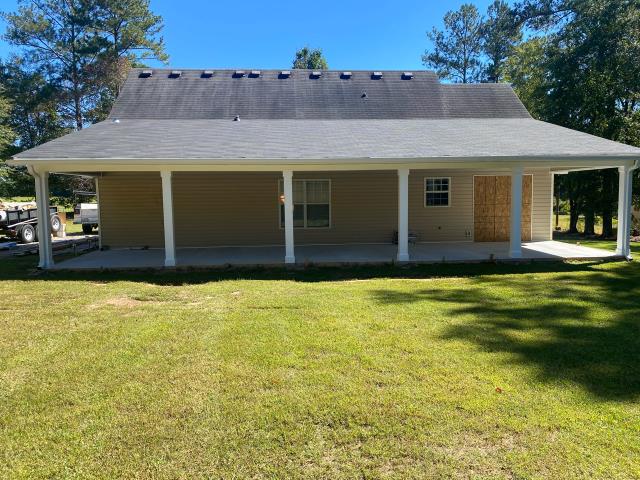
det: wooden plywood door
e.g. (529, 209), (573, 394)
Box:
(494, 176), (511, 242)
(474, 175), (532, 242)
(473, 176), (495, 242)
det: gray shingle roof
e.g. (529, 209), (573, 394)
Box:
(15, 118), (640, 161)
(12, 68), (640, 163)
(108, 69), (531, 120)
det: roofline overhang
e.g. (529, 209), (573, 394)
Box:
(10, 156), (637, 176)
(9, 154), (640, 167)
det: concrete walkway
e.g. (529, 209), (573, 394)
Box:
(50, 241), (619, 270)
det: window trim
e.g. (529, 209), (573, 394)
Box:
(278, 178), (332, 229)
(424, 177), (451, 208)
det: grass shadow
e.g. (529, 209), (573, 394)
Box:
(0, 253), (624, 285)
(371, 263), (640, 400)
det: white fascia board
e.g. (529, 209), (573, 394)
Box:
(9, 156), (637, 174)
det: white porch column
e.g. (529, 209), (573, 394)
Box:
(283, 170), (295, 264)
(509, 166), (524, 258)
(33, 169), (54, 269)
(160, 170), (176, 267)
(397, 168), (410, 262)
(616, 165), (633, 259)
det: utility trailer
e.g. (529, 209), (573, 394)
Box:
(0, 206), (62, 243)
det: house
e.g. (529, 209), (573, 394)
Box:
(9, 69), (640, 269)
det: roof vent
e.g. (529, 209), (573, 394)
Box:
(249, 70), (261, 77)
(341, 71), (352, 79)
(202, 70), (214, 78)
(234, 115), (240, 121)
(371, 71), (383, 79)
(310, 71), (322, 78)
(279, 70), (291, 78)
(111, 118), (120, 124)
(169, 70), (182, 78)
(233, 70), (246, 78)
(139, 69), (153, 78)
(361, 91), (367, 98)
(402, 72), (414, 79)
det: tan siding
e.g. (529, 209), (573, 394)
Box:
(172, 171), (397, 247)
(173, 172), (283, 247)
(294, 171), (397, 244)
(410, 170), (474, 242)
(409, 169), (552, 242)
(99, 172), (164, 248)
(531, 169), (553, 241)
(97, 168), (553, 248)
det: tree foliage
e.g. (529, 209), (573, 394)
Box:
(1, 60), (67, 151)
(2, 0), (167, 129)
(0, 0), (167, 199)
(0, 59), (69, 197)
(422, 4), (484, 83)
(0, 83), (15, 155)
(428, 0), (640, 237)
(502, 38), (548, 118)
(482, 0), (522, 82)
(514, 0), (640, 236)
(292, 47), (328, 70)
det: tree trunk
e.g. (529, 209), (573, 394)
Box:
(74, 92), (83, 130)
(584, 209), (596, 236)
(569, 199), (580, 233)
(598, 169), (616, 239)
(601, 209), (613, 238)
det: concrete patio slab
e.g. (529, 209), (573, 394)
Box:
(50, 240), (620, 270)
(411, 241), (619, 262)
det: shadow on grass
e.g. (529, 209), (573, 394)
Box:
(4, 252), (639, 399)
(372, 264), (640, 401)
(0, 253), (626, 285)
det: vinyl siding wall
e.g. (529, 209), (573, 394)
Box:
(173, 172), (282, 246)
(531, 170), (553, 241)
(409, 169), (552, 242)
(98, 168), (552, 248)
(99, 172), (164, 248)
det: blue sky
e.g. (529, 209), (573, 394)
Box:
(0, 0), (501, 70)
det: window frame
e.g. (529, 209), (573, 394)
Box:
(278, 179), (332, 229)
(424, 177), (451, 208)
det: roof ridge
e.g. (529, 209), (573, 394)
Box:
(129, 67), (437, 74)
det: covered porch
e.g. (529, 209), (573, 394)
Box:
(50, 240), (619, 270)
(27, 160), (636, 270)
(21, 159), (637, 270)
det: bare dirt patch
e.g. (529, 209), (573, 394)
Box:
(89, 296), (148, 309)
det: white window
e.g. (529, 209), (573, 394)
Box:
(279, 179), (331, 228)
(425, 177), (450, 207)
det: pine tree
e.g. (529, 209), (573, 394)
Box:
(292, 47), (328, 70)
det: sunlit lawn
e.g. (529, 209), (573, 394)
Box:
(556, 235), (640, 255)
(0, 248), (639, 479)
(552, 213), (617, 236)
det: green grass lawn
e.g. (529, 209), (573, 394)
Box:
(552, 214), (618, 236)
(556, 236), (640, 255)
(0, 248), (639, 479)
